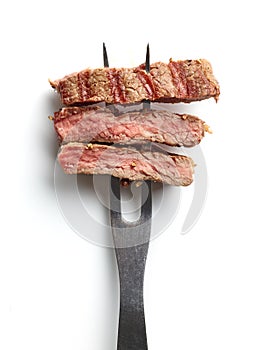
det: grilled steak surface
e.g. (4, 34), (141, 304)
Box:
(50, 59), (220, 106)
(58, 143), (194, 186)
(53, 106), (207, 147)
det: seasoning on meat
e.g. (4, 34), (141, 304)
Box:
(50, 59), (220, 106)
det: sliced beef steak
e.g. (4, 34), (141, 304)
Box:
(53, 106), (209, 147)
(58, 143), (195, 186)
(50, 59), (220, 106)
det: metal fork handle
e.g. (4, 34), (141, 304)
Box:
(111, 177), (152, 350)
(115, 244), (149, 350)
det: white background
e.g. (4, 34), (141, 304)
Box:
(1, 0), (264, 349)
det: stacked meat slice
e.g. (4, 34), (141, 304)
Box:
(59, 143), (195, 186)
(54, 106), (209, 147)
(50, 59), (219, 105)
(50, 58), (219, 186)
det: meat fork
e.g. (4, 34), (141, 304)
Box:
(103, 43), (152, 350)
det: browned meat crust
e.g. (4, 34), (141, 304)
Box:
(50, 59), (220, 106)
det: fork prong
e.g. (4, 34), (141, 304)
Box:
(143, 44), (151, 111)
(140, 181), (152, 223)
(145, 43), (150, 73)
(103, 42), (109, 68)
(143, 44), (152, 219)
(110, 176), (122, 226)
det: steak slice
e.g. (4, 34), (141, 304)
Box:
(50, 59), (220, 106)
(53, 106), (209, 147)
(58, 143), (195, 186)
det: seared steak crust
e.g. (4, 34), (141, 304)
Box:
(50, 59), (220, 106)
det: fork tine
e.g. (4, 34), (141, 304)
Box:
(140, 181), (152, 223)
(145, 43), (150, 73)
(103, 42), (109, 67)
(142, 44), (152, 220)
(110, 176), (122, 227)
(143, 44), (151, 111)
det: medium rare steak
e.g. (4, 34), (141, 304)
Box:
(53, 106), (209, 147)
(50, 59), (220, 106)
(58, 143), (195, 186)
